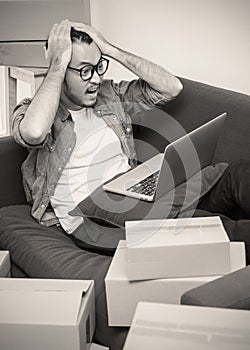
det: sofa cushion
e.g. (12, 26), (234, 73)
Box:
(0, 204), (128, 350)
(70, 163), (228, 228)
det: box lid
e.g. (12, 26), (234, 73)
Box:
(125, 302), (250, 349)
(0, 0), (90, 41)
(125, 216), (229, 248)
(0, 0), (90, 67)
(106, 241), (245, 280)
(134, 302), (250, 332)
(0, 278), (93, 325)
(90, 343), (109, 350)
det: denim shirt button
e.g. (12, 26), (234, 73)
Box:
(41, 204), (45, 208)
(126, 126), (132, 134)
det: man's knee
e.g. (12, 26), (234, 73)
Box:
(226, 159), (250, 177)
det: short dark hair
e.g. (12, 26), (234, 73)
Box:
(45, 27), (93, 50)
(70, 27), (93, 45)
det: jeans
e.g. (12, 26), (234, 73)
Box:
(198, 160), (250, 219)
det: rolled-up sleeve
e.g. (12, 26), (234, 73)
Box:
(12, 98), (48, 148)
(113, 78), (172, 116)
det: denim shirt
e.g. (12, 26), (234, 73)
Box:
(12, 78), (171, 226)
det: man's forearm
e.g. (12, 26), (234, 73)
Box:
(107, 45), (183, 100)
(72, 23), (183, 100)
(19, 20), (72, 145)
(19, 65), (66, 145)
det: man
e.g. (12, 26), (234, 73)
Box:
(12, 19), (183, 250)
(13, 20), (250, 264)
(10, 19), (250, 349)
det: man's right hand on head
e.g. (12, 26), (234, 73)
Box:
(46, 19), (72, 70)
(17, 19), (73, 146)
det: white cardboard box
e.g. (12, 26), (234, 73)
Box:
(125, 216), (231, 280)
(0, 251), (11, 277)
(90, 344), (109, 350)
(105, 241), (245, 327)
(123, 302), (250, 350)
(0, 278), (95, 350)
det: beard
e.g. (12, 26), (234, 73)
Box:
(62, 80), (97, 110)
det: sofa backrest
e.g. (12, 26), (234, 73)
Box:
(134, 77), (250, 164)
(0, 136), (27, 207)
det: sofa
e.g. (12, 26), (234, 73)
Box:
(0, 77), (250, 349)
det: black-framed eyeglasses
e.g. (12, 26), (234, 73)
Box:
(68, 57), (109, 81)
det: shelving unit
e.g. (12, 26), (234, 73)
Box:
(0, 66), (47, 136)
(0, 0), (91, 137)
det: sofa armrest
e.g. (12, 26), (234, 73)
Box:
(0, 136), (27, 207)
(181, 265), (250, 310)
(135, 77), (250, 164)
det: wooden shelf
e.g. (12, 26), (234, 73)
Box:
(0, 66), (47, 136)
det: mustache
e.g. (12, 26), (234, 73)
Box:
(86, 84), (100, 92)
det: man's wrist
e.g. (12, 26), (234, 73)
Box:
(104, 43), (121, 59)
(49, 60), (68, 78)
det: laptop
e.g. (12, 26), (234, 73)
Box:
(103, 112), (227, 201)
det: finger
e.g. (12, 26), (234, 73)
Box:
(74, 26), (94, 37)
(51, 20), (70, 42)
(58, 18), (69, 26)
(71, 21), (89, 27)
(47, 20), (70, 51)
(61, 20), (71, 37)
(57, 19), (69, 32)
(71, 22), (92, 31)
(49, 22), (58, 35)
(47, 23), (58, 46)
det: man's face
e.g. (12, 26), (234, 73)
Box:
(62, 41), (103, 110)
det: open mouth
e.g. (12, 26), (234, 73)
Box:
(86, 85), (99, 94)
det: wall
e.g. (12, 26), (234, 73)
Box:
(91, 0), (250, 95)
(0, 67), (8, 136)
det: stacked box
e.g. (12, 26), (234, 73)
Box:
(105, 240), (245, 326)
(125, 217), (231, 280)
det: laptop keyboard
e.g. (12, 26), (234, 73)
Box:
(126, 171), (160, 196)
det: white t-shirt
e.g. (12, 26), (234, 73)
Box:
(50, 107), (130, 233)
